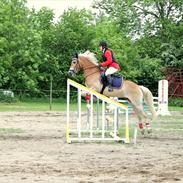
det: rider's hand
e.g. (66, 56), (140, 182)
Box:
(99, 63), (104, 68)
(98, 64), (102, 69)
(99, 64), (105, 71)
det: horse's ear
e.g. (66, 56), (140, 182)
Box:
(72, 53), (78, 59)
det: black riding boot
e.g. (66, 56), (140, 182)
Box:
(107, 75), (113, 92)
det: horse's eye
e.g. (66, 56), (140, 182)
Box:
(72, 59), (77, 64)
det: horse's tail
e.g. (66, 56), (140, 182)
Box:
(140, 86), (157, 121)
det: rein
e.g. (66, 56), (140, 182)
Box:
(83, 66), (100, 79)
(77, 60), (100, 79)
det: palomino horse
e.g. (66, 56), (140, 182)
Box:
(68, 51), (157, 132)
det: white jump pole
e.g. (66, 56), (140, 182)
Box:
(133, 123), (138, 145)
(114, 107), (117, 137)
(66, 80), (71, 143)
(77, 88), (82, 138)
(90, 94), (93, 138)
(102, 100), (105, 139)
(157, 80), (171, 116)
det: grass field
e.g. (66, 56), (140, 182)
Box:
(0, 101), (88, 111)
(0, 128), (24, 135)
(0, 100), (182, 112)
(0, 101), (62, 111)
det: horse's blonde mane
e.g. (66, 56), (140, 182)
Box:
(79, 50), (98, 65)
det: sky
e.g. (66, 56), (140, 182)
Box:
(27, 0), (94, 20)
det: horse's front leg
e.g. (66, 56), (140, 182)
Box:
(145, 122), (152, 134)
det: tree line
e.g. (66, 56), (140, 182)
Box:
(0, 0), (183, 97)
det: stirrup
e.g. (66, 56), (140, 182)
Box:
(108, 86), (113, 92)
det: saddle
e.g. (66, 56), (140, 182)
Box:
(100, 72), (123, 94)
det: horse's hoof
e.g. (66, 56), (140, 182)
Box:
(145, 123), (152, 134)
(147, 128), (152, 134)
(140, 129), (145, 135)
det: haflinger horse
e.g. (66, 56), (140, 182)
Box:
(68, 50), (157, 133)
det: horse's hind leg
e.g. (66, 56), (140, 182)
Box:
(129, 92), (153, 134)
(132, 103), (148, 134)
(124, 85), (152, 134)
(134, 104), (153, 134)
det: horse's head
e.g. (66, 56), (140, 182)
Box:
(68, 53), (81, 77)
(68, 50), (99, 78)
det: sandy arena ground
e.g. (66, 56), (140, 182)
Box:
(0, 111), (183, 183)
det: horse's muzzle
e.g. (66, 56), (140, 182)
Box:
(68, 70), (75, 77)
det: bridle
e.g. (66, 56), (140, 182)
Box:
(70, 57), (100, 79)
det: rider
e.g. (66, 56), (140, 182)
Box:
(99, 41), (120, 91)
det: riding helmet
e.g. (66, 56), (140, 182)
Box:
(99, 41), (108, 48)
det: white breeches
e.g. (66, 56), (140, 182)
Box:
(105, 67), (118, 76)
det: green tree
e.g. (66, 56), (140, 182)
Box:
(29, 7), (59, 92)
(94, 0), (183, 68)
(92, 17), (140, 80)
(94, 0), (183, 38)
(136, 57), (163, 93)
(54, 8), (95, 88)
(0, 0), (43, 91)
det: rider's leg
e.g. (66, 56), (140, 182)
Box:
(105, 67), (118, 92)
